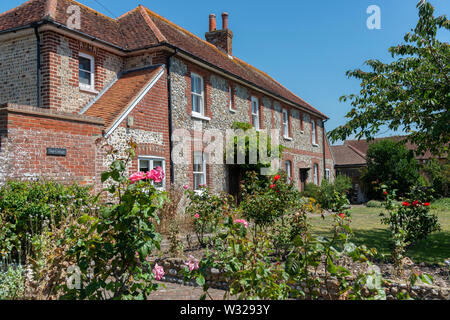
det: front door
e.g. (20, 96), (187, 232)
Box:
(299, 168), (309, 192)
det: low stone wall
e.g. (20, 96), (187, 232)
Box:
(153, 258), (449, 300)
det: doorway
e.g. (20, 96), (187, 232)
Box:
(299, 168), (310, 192)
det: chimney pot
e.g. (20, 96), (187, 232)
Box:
(222, 12), (229, 30)
(209, 14), (216, 32)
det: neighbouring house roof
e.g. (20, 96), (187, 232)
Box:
(0, 0), (328, 119)
(332, 135), (447, 167)
(83, 65), (165, 133)
(330, 145), (366, 167)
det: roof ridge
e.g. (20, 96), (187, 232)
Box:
(138, 5), (166, 43)
(66, 0), (118, 22)
(233, 56), (319, 111)
(347, 144), (367, 159)
(143, 7), (326, 117)
(144, 8), (236, 61)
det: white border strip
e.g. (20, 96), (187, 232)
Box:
(104, 66), (165, 138)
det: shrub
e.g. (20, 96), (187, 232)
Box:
(380, 186), (441, 274)
(366, 200), (383, 208)
(0, 180), (93, 265)
(301, 175), (351, 211)
(61, 140), (167, 300)
(240, 171), (302, 231)
(422, 159), (449, 197)
(361, 140), (422, 199)
(184, 185), (234, 247)
(0, 265), (25, 300)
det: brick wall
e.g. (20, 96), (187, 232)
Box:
(0, 34), (37, 106)
(0, 104), (104, 188)
(104, 71), (171, 184)
(40, 31), (124, 113)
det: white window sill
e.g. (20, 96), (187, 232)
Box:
(283, 136), (293, 141)
(312, 143), (320, 147)
(80, 86), (99, 94)
(191, 113), (211, 121)
(229, 108), (236, 114)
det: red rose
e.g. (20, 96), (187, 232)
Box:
(412, 200), (419, 206)
(402, 202), (410, 207)
(270, 184), (276, 189)
(424, 202), (430, 207)
(339, 213), (345, 219)
(273, 175), (281, 182)
(384, 191), (388, 196)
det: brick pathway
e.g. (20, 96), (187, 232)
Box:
(149, 281), (231, 300)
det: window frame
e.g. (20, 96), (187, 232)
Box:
(311, 119), (317, 145)
(193, 151), (207, 192)
(191, 73), (205, 117)
(229, 83), (236, 113)
(251, 96), (260, 130)
(282, 108), (291, 138)
(313, 163), (319, 185)
(285, 160), (292, 180)
(78, 52), (95, 91)
(325, 168), (331, 181)
(138, 156), (166, 190)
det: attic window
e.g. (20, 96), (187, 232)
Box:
(79, 53), (95, 91)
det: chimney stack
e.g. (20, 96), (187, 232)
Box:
(222, 12), (229, 29)
(209, 14), (216, 32)
(205, 12), (234, 55)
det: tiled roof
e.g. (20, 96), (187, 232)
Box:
(0, 0), (328, 119)
(333, 136), (447, 166)
(84, 66), (164, 130)
(331, 145), (366, 167)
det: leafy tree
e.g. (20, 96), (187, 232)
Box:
(329, 1), (449, 157)
(362, 140), (422, 199)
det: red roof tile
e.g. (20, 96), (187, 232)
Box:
(331, 145), (366, 167)
(84, 66), (164, 130)
(0, 0), (328, 118)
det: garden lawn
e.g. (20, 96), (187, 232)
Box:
(309, 203), (450, 265)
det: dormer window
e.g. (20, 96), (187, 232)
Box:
(79, 53), (95, 92)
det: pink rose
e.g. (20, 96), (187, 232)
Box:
(185, 255), (199, 272)
(129, 171), (146, 184)
(146, 168), (165, 183)
(152, 263), (165, 281)
(234, 219), (248, 229)
(183, 185), (189, 190)
(194, 213), (200, 219)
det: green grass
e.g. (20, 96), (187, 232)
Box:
(309, 201), (450, 265)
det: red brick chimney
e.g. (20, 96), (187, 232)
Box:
(205, 12), (233, 55)
(209, 14), (216, 32)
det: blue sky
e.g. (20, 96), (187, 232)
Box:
(1, 0), (449, 144)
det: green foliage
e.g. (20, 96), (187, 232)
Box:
(366, 200), (383, 208)
(301, 175), (351, 211)
(0, 265), (25, 300)
(185, 217), (292, 300)
(61, 140), (166, 300)
(361, 140), (422, 199)
(422, 159), (450, 197)
(0, 180), (93, 264)
(184, 186), (234, 247)
(329, 1), (450, 157)
(380, 185), (441, 274)
(227, 121), (284, 175)
(240, 171), (302, 229)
